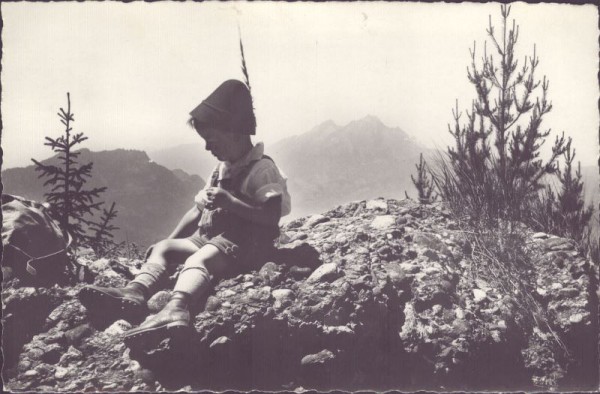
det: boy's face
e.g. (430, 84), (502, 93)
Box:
(196, 125), (241, 162)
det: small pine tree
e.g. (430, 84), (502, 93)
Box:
(411, 153), (437, 204)
(87, 202), (120, 257)
(549, 140), (593, 241)
(32, 93), (107, 245)
(440, 4), (568, 224)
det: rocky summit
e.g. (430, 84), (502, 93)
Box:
(2, 199), (598, 392)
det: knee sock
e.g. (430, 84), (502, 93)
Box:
(166, 291), (190, 310)
(173, 266), (211, 302)
(130, 262), (167, 297)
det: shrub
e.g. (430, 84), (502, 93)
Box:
(411, 153), (437, 204)
(434, 4), (568, 227)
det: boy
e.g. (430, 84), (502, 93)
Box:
(79, 79), (291, 347)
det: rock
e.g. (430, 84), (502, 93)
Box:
(59, 346), (83, 364)
(205, 296), (221, 312)
(88, 258), (111, 274)
(473, 289), (487, 303)
(370, 215), (396, 230)
(542, 237), (576, 252)
(24, 369), (39, 377)
(289, 266), (313, 280)
(569, 313), (583, 324)
(399, 262), (420, 274)
(413, 232), (452, 256)
(210, 336), (231, 348)
(65, 323), (93, 347)
(533, 232), (549, 239)
(307, 263), (341, 283)
(558, 287), (579, 298)
(536, 288), (547, 297)
(422, 249), (439, 261)
(272, 289), (295, 301)
(247, 286), (272, 302)
(301, 349), (336, 366)
(54, 366), (69, 380)
(220, 289), (237, 298)
(104, 319), (132, 336)
(304, 214), (329, 228)
(335, 234), (348, 245)
(366, 199), (388, 211)
(135, 368), (155, 384)
(290, 233), (309, 242)
(356, 246), (370, 255)
(40, 343), (63, 364)
(275, 241), (321, 269)
(259, 262), (283, 286)
(147, 290), (171, 313)
(3, 196), (596, 392)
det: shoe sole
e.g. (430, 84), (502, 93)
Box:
(78, 286), (146, 323)
(124, 321), (190, 351)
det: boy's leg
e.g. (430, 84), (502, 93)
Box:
(124, 245), (231, 345)
(173, 244), (232, 300)
(79, 239), (199, 320)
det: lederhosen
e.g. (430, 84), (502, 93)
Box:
(196, 155), (280, 262)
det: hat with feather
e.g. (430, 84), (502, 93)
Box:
(190, 33), (256, 134)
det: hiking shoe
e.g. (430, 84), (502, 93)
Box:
(78, 285), (147, 322)
(124, 302), (191, 350)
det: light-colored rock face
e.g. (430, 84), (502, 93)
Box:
(370, 215), (396, 230)
(2, 198), (597, 392)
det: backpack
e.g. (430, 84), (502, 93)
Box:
(1, 194), (72, 281)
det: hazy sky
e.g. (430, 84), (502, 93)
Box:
(2, 2), (598, 169)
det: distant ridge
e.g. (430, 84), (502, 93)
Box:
(2, 148), (204, 246)
(269, 115), (428, 217)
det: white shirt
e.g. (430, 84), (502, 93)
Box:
(194, 142), (291, 217)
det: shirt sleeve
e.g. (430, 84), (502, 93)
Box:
(245, 160), (292, 217)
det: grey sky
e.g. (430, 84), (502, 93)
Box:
(2, 2), (598, 169)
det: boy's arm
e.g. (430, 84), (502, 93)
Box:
(167, 205), (202, 239)
(207, 187), (281, 226)
(226, 195), (282, 227)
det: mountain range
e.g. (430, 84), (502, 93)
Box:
(150, 115), (429, 218)
(3, 116), (597, 246)
(1, 149), (204, 247)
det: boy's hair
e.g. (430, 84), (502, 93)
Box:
(187, 117), (210, 134)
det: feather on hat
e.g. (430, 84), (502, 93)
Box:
(189, 29), (256, 135)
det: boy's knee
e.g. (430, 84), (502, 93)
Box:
(185, 245), (231, 278)
(181, 255), (211, 279)
(151, 239), (181, 261)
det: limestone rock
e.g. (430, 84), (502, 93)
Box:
(366, 199), (388, 211)
(147, 290), (171, 313)
(104, 320), (132, 336)
(304, 214), (329, 228)
(307, 263), (340, 283)
(3, 197), (596, 392)
(301, 349), (336, 366)
(370, 215), (396, 230)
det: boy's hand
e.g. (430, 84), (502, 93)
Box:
(194, 189), (211, 209)
(205, 187), (234, 210)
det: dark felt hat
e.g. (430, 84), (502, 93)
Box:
(190, 79), (256, 135)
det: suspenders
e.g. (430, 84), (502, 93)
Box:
(210, 155), (274, 199)
(199, 155), (278, 239)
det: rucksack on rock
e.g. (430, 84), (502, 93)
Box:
(1, 194), (71, 280)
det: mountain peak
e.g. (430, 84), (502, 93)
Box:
(307, 119), (340, 135)
(345, 115), (387, 131)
